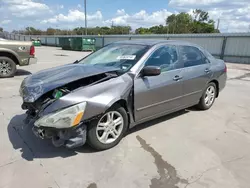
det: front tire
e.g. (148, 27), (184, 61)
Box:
(197, 82), (217, 110)
(87, 105), (128, 150)
(0, 57), (16, 78)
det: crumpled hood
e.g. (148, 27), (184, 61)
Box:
(20, 64), (119, 102)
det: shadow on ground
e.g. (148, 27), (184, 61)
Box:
(7, 114), (95, 161)
(15, 69), (32, 76)
(8, 110), (189, 161)
(128, 109), (189, 134)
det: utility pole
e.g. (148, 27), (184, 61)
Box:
(217, 19), (220, 30)
(84, 0), (87, 35)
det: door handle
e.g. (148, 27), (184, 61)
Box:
(173, 75), (183, 81)
(205, 68), (211, 73)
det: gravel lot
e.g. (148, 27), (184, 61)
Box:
(1, 46), (250, 188)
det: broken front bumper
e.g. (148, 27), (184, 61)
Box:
(22, 100), (88, 149)
(32, 123), (87, 149)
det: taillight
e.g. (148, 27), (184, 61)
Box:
(224, 64), (227, 72)
(30, 45), (35, 56)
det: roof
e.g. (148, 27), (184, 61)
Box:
(114, 39), (196, 47)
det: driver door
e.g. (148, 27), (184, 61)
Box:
(134, 45), (184, 122)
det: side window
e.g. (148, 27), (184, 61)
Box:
(203, 49), (215, 61)
(179, 46), (206, 68)
(145, 45), (181, 72)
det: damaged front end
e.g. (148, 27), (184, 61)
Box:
(21, 97), (88, 149)
(19, 64), (122, 149)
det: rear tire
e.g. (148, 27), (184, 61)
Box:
(0, 57), (16, 78)
(87, 105), (128, 150)
(197, 82), (217, 110)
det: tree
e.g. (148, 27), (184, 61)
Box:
(193, 9), (209, 22)
(135, 27), (150, 34)
(166, 12), (193, 34)
(0, 27), (3, 32)
(165, 10), (218, 34)
(46, 28), (57, 35)
(149, 25), (167, 34)
(191, 9), (217, 33)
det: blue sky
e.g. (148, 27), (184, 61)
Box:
(1, 0), (250, 32)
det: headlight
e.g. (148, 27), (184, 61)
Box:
(34, 102), (87, 128)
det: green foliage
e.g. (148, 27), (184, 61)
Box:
(193, 9), (209, 22)
(166, 12), (193, 34)
(165, 9), (219, 34)
(190, 21), (215, 33)
(13, 26), (132, 35)
(135, 27), (152, 34)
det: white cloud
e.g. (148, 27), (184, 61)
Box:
(41, 10), (103, 24)
(2, 0), (51, 18)
(169, 0), (224, 7)
(169, 0), (250, 32)
(41, 9), (172, 29)
(77, 4), (82, 8)
(1, 20), (12, 25)
(105, 9), (172, 28)
(116, 9), (126, 15)
(60, 5), (64, 9)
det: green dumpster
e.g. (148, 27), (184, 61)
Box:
(59, 37), (73, 50)
(82, 38), (96, 51)
(71, 38), (96, 51)
(31, 38), (41, 46)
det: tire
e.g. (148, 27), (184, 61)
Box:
(87, 105), (128, 150)
(197, 82), (217, 110)
(0, 57), (17, 78)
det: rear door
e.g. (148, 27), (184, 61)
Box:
(134, 45), (184, 122)
(179, 45), (212, 106)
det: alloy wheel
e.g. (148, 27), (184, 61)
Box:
(204, 85), (215, 106)
(96, 111), (124, 144)
(0, 60), (12, 75)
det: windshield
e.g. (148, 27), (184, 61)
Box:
(78, 43), (149, 73)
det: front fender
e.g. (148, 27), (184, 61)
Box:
(42, 74), (134, 122)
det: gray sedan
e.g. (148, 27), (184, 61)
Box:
(20, 40), (227, 150)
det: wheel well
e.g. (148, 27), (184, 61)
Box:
(209, 80), (219, 97)
(112, 99), (130, 124)
(0, 52), (19, 65)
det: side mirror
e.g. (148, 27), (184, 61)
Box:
(141, 66), (161, 77)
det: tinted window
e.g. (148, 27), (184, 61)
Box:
(179, 46), (206, 67)
(145, 45), (181, 72)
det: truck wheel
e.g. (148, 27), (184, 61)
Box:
(0, 57), (16, 78)
(87, 105), (128, 150)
